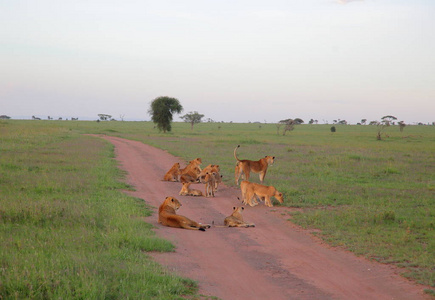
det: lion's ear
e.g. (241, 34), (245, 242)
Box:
(273, 156), (275, 159)
(241, 207), (245, 211)
(233, 207), (236, 210)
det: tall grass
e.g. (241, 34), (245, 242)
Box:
(0, 121), (200, 299)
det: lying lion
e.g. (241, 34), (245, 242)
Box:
(163, 162), (181, 182)
(179, 182), (203, 197)
(240, 180), (284, 207)
(224, 206), (255, 228)
(234, 145), (275, 185)
(158, 196), (210, 231)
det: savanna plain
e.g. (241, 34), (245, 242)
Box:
(1, 120), (434, 298)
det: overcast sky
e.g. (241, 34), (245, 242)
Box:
(1, 0), (434, 124)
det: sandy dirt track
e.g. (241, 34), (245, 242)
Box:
(97, 135), (430, 300)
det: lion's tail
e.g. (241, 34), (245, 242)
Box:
(234, 145), (241, 162)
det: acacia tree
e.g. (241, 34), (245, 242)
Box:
(381, 115), (397, 125)
(276, 118), (304, 135)
(181, 111), (204, 130)
(98, 114), (112, 121)
(148, 96), (183, 133)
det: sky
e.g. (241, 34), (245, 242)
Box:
(1, 0), (434, 124)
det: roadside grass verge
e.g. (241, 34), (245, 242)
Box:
(0, 122), (201, 299)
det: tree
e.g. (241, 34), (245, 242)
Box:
(148, 96), (183, 133)
(278, 119), (296, 135)
(381, 115), (397, 125)
(375, 115), (398, 140)
(398, 121), (406, 132)
(376, 121), (389, 140)
(181, 111), (204, 130)
(98, 114), (112, 121)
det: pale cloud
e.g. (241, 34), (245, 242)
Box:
(336, 0), (364, 4)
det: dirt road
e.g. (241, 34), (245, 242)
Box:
(98, 136), (429, 300)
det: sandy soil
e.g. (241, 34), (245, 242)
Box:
(97, 135), (430, 300)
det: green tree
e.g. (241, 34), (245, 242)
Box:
(148, 96), (183, 133)
(181, 111), (204, 130)
(98, 114), (112, 121)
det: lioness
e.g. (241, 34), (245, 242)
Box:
(179, 182), (203, 197)
(234, 145), (275, 185)
(240, 180), (284, 207)
(158, 196), (210, 231)
(224, 206), (255, 228)
(180, 158), (202, 183)
(163, 162), (180, 182)
(180, 158), (202, 174)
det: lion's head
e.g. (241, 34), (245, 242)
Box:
(275, 191), (284, 203)
(265, 156), (275, 165)
(231, 206), (245, 218)
(199, 172), (214, 184)
(163, 196), (181, 210)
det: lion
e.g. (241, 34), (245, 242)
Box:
(180, 158), (202, 174)
(179, 182), (203, 197)
(240, 180), (284, 207)
(199, 172), (215, 197)
(180, 158), (202, 183)
(224, 206), (255, 228)
(163, 162), (180, 182)
(180, 169), (201, 183)
(158, 196), (210, 231)
(199, 172), (216, 197)
(234, 145), (275, 185)
(199, 165), (222, 192)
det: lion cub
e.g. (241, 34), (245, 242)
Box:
(158, 196), (210, 231)
(200, 164), (222, 191)
(234, 145), (275, 185)
(179, 182), (203, 197)
(240, 180), (284, 207)
(163, 162), (181, 182)
(199, 172), (216, 197)
(224, 206), (255, 228)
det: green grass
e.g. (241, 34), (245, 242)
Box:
(1, 120), (434, 295)
(0, 121), (202, 299)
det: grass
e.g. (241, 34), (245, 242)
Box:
(1, 119), (434, 295)
(0, 121), (203, 299)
